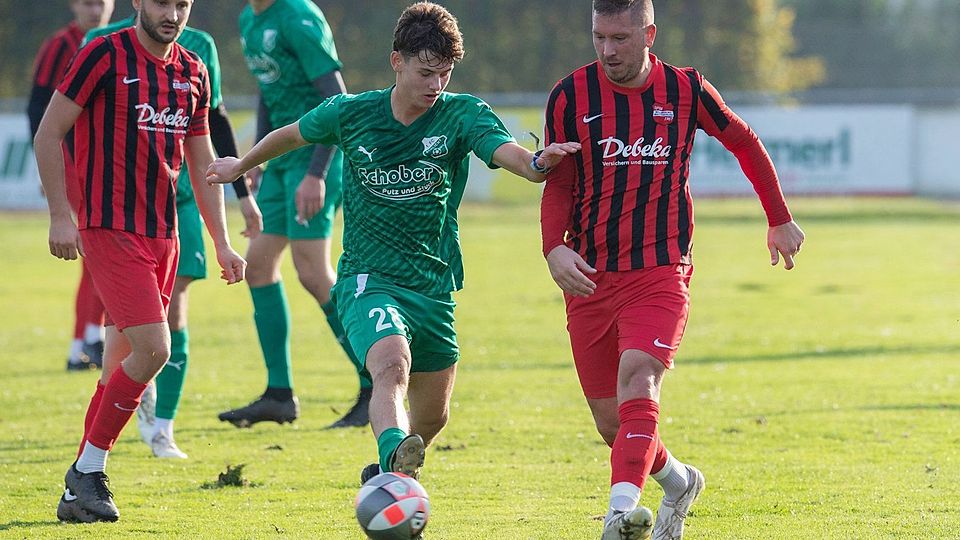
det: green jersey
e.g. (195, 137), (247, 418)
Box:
(239, 0), (341, 130)
(84, 17), (223, 203)
(299, 89), (515, 296)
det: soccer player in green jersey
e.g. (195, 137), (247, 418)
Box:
(207, 1), (580, 483)
(218, 0), (371, 429)
(82, 16), (263, 459)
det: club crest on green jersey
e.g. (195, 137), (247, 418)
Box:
(262, 29), (277, 52)
(421, 136), (449, 159)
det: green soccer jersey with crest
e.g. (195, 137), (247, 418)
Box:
(84, 16), (224, 204)
(299, 89), (516, 296)
(240, 0), (341, 167)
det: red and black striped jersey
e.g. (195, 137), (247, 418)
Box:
(541, 54), (791, 272)
(32, 21), (84, 90)
(57, 27), (210, 239)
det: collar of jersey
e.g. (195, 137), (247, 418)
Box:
(381, 86), (444, 130)
(597, 53), (663, 95)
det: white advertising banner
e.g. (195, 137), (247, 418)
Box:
(688, 105), (914, 196)
(0, 115), (44, 209)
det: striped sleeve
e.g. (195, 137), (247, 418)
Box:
(33, 37), (69, 88)
(57, 38), (112, 108)
(188, 64), (211, 137)
(540, 80), (576, 257)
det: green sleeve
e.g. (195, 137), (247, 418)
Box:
(282, 14), (342, 80)
(298, 94), (343, 145)
(467, 99), (516, 168)
(81, 16), (135, 47)
(193, 34), (223, 110)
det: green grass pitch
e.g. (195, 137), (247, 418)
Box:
(0, 195), (958, 538)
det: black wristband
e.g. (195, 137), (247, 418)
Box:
(531, 150), (550, 174)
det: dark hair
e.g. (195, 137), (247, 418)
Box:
(393, 2), (464, 66)
(592, 0), (653, 22)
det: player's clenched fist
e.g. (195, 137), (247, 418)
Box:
(206, 157), (244, 185)
(216, 245), (246, 285)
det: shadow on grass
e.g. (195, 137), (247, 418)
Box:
(856, 403), (960, 412)
(683, 343), (960, 365)
(697, 206), (960, 225)
(0, 520), (63, 531)
(752, 402), (960, 419)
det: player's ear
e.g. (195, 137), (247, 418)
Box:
(390, 51), (404, 73)
(645, 23), (657, 48)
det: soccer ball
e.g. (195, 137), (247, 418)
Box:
(355, 472), (430, 539)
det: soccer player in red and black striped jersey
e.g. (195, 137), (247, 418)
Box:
(540, 1), (805, 538)
(27, 0), (115, 371)
(34, 0), (246, 524)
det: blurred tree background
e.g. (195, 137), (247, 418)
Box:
(1, 0), (958, 99)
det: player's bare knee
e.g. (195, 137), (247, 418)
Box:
(617, 350), (665, 399)
(296, 271), (333, 304)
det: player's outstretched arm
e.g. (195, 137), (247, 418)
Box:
(206, 123), (308, 186)
(34, 92), (83, 260)
(491, 141), (582, 182)
(768, 220), (805, 270)
(185, 135), (246, 284)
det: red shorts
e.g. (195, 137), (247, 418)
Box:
(80, 228), (178, 331)
(564, 264), (693, 399)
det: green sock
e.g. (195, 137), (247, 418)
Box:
(156, 328), (189, 420)
(321, 300), (372, 389)
(251, 282), (292, 389)
(378, 428), (407, 472)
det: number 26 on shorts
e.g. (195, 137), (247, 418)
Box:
(368, 306), (405, 333)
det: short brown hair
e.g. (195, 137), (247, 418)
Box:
(393, 2), (464, 66)
(592, 0), (653, 23)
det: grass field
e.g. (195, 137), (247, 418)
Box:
(1, 195), (958, 539)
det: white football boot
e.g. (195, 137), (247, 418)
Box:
(652, 465), (705, 540)
(602, 506), (654, 540)
(150, 431), (188, 459)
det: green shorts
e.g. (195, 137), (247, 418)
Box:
(258, 149), (343, 240)
(175, 192), (206, 280)
(332, 273), (459, 373)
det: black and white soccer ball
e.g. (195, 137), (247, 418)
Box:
(355, 472), (430, 540)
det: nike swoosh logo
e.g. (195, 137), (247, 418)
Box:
(653, 338), (677, 350)
(63, 488), (78, 502)
(114, 402), (137, 412)
(123, 77), (140, 84)
(582, 113), (603, 124)
(625, 433), (655, 440)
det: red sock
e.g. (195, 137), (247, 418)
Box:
(610, 398), (660, 490)
(77, 382), (106, 458)
(649, 436), (669, 475)
(76, 262), (105, 334)
(86, 367), (147, 451)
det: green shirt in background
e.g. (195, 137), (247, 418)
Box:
(239, 0), (341, 129)
(299, 89), (516, 296)
(84, 16), (225, 203)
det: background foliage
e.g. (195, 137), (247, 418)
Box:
(0, 0), (846, 98)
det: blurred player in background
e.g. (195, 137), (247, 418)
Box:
(217, 0), (371, 430)
(35, 0), (245, 523)
(207, 1), (579, 489)
(540, 1), (805, 538)
(28, 0), (116, 371)
(83, 10), (263, 460)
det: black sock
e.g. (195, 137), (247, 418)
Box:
(263, 387), (294, 401)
